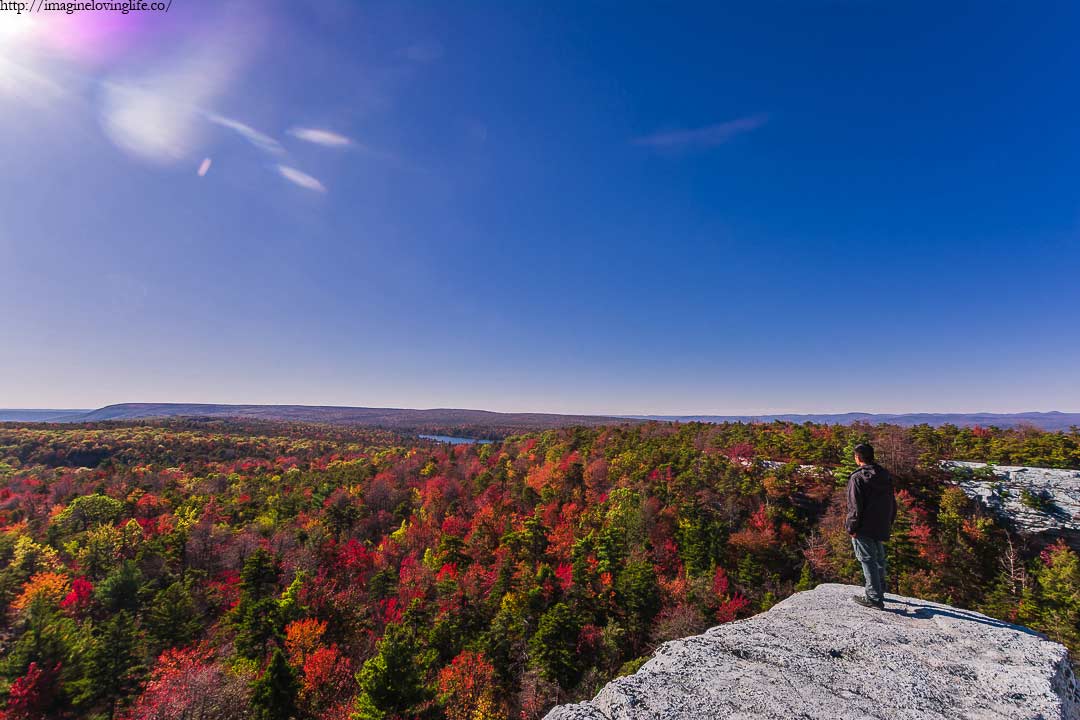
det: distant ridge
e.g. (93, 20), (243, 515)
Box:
(1, 404), (1078, 432)
(0, 409), (92, 422)
(0, 403), (629, 437)
(625, 411), (1080, 431)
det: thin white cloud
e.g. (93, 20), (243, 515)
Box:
(277, 165), (326, 192)
(288, 127), (353, 148)
(634, 113), (769, 149)
(101, 84), (204, 165)
(208, 113), (283, 155)
(98, 20), (254, 165)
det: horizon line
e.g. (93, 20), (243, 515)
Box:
(1, 403), (1077, 417)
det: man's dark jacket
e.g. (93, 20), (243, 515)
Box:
(845, 463), (897, 541)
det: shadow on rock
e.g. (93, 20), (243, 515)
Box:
(885, 598), (1045, 638)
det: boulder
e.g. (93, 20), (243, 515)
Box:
(544, 583), (1079, 720)
(946, 461), (1080, 544)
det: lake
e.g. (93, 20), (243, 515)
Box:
(419, 434), (494, 445)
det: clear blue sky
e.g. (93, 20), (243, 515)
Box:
(1, 1), (1077, 414)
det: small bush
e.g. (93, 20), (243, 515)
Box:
(1020, 488), (1056, 512)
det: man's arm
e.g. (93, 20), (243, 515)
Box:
(845, 472), (862, 536)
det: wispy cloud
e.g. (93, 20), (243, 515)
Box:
(288, 127), (354, 148)
(208, 114), (284, 155)
(98, 14), (259, 166)
(634, 113), (769, 149)
(100, 84), (202, 164)
(277, 165), (326, 193)
(4, 1), (347, 195)
(292, 128), (410, 169)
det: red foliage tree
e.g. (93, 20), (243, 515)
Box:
(1, 662), (59, 720)
(300, 646), (353, 714)
(60, 577), (93, 614)
(712, 566), (750, 623)
(436, 650), (501, 720)
(121, 644), (250, 720)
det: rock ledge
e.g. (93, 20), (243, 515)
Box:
(544, 583), (1079, 720)
(945, 461), (1080, 542)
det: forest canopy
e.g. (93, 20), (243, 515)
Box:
(0, 418), (1077, 719)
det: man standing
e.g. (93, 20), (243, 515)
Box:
(846, 442), (897, 609)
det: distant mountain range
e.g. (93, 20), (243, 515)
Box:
(0, 403), (625, 437)
(1, 404), (1077, 432)
(626, 412), (1080, 431)
(0, 409), (93, 422)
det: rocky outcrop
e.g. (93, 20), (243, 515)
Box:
(946, 461), (1080, 544)
(544, 583), (1079, 720)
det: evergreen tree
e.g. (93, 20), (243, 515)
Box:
(79, 610), (144, 719)
(95, 560), (143, 613)
(477, 594), (527, 687)
(614, 560), (660, 651)
(1031, 542), (1080, 651)
(234, 550), (283, 660)
(978, 535), (1028, 621)
(885, 501), (920, 594)
(676, 506), (717, 578)
(834, 435), (866, 485)
(795, 562), (816, 592)
(529, 602), (582, 691)
(241, 549), (280, 597)
(735, 554), (763, 591)
(147, 580), (200, 651)
(2, 596), (85, 713)
(353, 623), (431, 720)
(251, 646), (299, 720)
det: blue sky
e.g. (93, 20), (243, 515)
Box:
(1, 1), (1078, 414)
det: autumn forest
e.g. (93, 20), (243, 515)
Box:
(0, 418), (1078, 720)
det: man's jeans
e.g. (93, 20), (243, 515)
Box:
(851, 536), (887, 604)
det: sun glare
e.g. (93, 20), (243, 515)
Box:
(0, 16), (51, 104)
(0, 14), (36, 49)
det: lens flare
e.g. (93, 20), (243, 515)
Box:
(27, 10), (166, 64)
(0, 13), (37, 48)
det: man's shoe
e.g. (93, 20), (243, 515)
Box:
(852, 595), (885, 610)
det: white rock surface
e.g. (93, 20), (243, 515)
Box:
(946, 461), (1080, 538)
(544, 583), (1079, 720)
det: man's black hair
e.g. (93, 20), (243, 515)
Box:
(854, 442), (875, 464)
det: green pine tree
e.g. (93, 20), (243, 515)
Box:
(95, 560), (143, 613)
(79, 610), (144, 719)
(614, 560), (660, 651)
(234, 550), (282, 660)
(528, 602), (582, 691)
(251, 646), (299, 720)
(2, 596), (86, 713)
(146, 580), (200, 651)
(885, 500), (920, 594)
(834, 435), (866, 486)
(795, 562), (816, 592)
(1032, 543), (1080, 651)
(353, 623), (431, 720)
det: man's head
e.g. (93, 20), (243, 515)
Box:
(854, 442), (875, 466)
